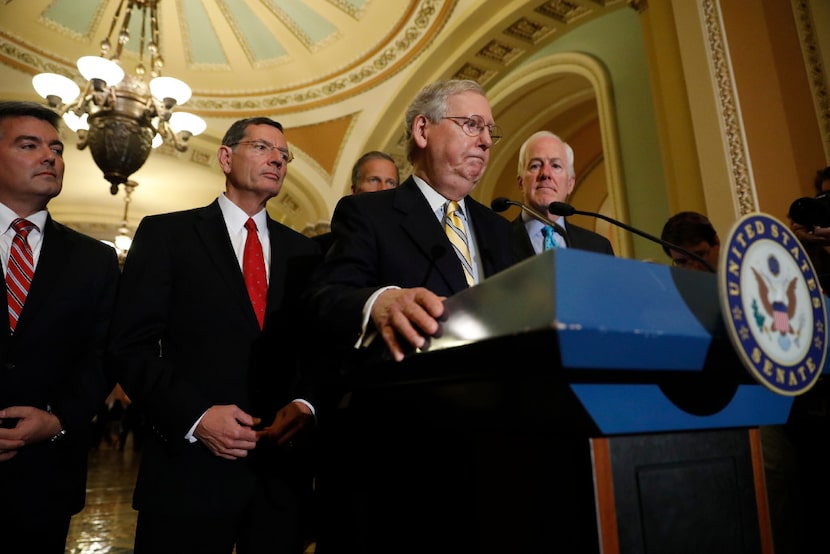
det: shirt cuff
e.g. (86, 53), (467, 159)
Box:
(354, 285), (400, 348)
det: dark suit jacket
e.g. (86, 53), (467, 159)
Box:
(107, 199), (321, 515)
(312, 231), (334, 255)
(509, 215), (614, 260)
(306, 176), (516, 353)
(0, 215), (120, 520)
(305, 176), (516, 553)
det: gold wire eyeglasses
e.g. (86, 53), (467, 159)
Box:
(441, 115), (503, 144)
(230, 140), (294, 163)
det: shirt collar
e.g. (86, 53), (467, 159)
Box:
(522, 210), (565, 235)
(0, 203), (48, 235)
(412, 175), (468, 217)
(217, 193), (267, 233)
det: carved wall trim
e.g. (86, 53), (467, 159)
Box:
(793, 0), (830, 161)
(702, 0), (756, 215)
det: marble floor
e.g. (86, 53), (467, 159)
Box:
(65, 440), (140, 554)
(64, 437), (316, 553)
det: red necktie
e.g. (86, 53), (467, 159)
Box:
(243, 218), (267, 328)
(6, 218), (36, 332)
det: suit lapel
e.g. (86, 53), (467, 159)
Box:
(264, 218), (286, 319)
(194, 201), (261, 329)
(395, 178), (469, 293)
(13, 216), (72, 333)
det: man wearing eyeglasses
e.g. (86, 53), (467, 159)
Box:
(306, 80), (515, 553)
(511, 130), (614, 258)
(108, 117), (321, 553)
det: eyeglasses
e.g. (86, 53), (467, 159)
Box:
(229, 140), (294, 163)
(441, 115), (503, 144)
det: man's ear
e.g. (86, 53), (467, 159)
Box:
(217, 145), (232, 174)
(412, 115), (429, 149)
(566, 175), (576, 195)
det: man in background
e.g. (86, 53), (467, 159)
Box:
(349, 150), (399, 194)
(510, 130), (613, 258)
(0, 100), (121, 553)
(314, 150), (399, 253)
(108, 116), (320, 553)
(660, 210), (720, 271)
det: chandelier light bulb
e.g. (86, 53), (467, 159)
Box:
(76, 56), (124, 86)
(62, 111), (89, 132)
(114, 232), (133, 252)
(149, 76), (191, 106)
(152, 133), (163, 148)
(32, 73), (80, 105)
(169, 111), (207, 136)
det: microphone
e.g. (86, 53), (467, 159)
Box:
(548, 202), (716, 273)
(491, 197), (570, 247)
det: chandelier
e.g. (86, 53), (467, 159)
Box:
(30, 0), (206, 195)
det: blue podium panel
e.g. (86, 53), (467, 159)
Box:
(432, 248), (720, 371)
(571, 383), (793, 435)
(403, 248), (798, 433)
(555, 249), (716, 370)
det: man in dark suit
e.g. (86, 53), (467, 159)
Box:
(510, 130), (614, 258)
(306, 80), (515, 553)
(108, 117), (321, 553)
(0, 100), (121, 553)
(312, 150), (399, 254)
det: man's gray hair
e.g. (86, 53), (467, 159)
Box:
(404, 80), (486, 163)
(516, 130), (575, 178)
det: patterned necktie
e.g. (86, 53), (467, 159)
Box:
(541, 225), (557, 251)
(444, 201), (475, 286)
(243, 218), (267, 329)
(6, 218), (36, 332)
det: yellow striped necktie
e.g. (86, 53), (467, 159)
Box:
(444, 200), (474, 286)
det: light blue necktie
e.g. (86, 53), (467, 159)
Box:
(541, 225), (557, 251)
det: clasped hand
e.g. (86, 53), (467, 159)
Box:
(194, 402), (314, 461)
(0, 406), (62, 462)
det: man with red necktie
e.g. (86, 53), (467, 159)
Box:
(108, 116), (321, 553)
(0, 101), (120, 553)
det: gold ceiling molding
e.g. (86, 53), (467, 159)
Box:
(326, 0), (368, 20)
(505, 17), (555, 44)
(190, 0), (456, 116)
(536, 0), (594, 24)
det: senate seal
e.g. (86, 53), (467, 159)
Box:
(718, 213), (826, 396)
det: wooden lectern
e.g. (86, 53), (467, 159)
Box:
(324, 249), (812, 554)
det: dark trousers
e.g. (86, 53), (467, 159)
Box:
(134, 481), (302, 554)
(1, 511), (70, 554)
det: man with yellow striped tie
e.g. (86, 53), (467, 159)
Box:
(305, 79), (516, 554)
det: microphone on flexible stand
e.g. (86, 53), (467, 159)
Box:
(547, 201), (716, 273)
(491, 197), (570, 247)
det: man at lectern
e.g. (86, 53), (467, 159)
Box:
(305, 79), (515, 553)
(510, 130), (614, 258)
